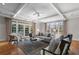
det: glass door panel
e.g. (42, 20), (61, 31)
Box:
(12, 24), (16, 33)
(25, 25), (29, 36)
(18, 24), (24, 35)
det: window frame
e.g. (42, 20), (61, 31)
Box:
(11, 21), (32, 36)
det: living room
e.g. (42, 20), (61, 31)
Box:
(0, 3), (79, 55)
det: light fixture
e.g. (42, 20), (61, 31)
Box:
(37, 29), (40, 32)
(53, 29), (56, 32)
(2, 3), (5, 5)
(31, 7), (40, 17)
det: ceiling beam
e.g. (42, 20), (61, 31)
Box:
(0, 13), (13, 19)
(50, 3), (66, 20)
(13, 3), (28, 17)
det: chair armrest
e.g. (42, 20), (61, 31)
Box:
(42, 48), (58, 55)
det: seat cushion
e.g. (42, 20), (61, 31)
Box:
(48, 38), (60, 52)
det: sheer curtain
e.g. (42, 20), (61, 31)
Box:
(32, 22), (36, 36)
(63, 20), (67, 35)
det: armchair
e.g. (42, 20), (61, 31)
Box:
(41, 34), (73, 55)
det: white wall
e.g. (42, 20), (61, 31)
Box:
(0, 16), (6, 41)
(39, 22), (45, 34)
(36, 22), (45, 35)
(67, 17), (79, 40)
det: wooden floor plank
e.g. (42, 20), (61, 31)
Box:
(0, 41), (25, 55)
(69, 40), (79, 55)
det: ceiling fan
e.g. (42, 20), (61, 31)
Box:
(32, 7), (40, 17)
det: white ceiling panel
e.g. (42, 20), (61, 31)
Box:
(40, 15), (64, 23)
(15, 3), (58, 20)
(54, 3), (79, 13)
(0, 3), (20, 12)
(0, 3), (79, 22)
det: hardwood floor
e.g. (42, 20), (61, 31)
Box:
(0, 40), (79, 55)
(0, 41), (25, 55)
(69, 40), (79, 55)
(18, 40), (48, 55)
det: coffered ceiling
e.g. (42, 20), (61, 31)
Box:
(0, 3), (79, 22)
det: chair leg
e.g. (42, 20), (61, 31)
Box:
(43, 50), (45, 55)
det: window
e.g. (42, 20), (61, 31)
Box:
(18, 24), (24, 35)
(25, 26), (29, 36)
(47, 21), (64, 35)
(12, 24), (16, 33)
(30, 26), (32, 33)
(11, 21), (32, 36)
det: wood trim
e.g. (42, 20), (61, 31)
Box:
(32, 22), (36, 36)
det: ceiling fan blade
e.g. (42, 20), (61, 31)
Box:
(31, 6), (40, 16)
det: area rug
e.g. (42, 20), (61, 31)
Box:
(17, 40), (48, 55)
